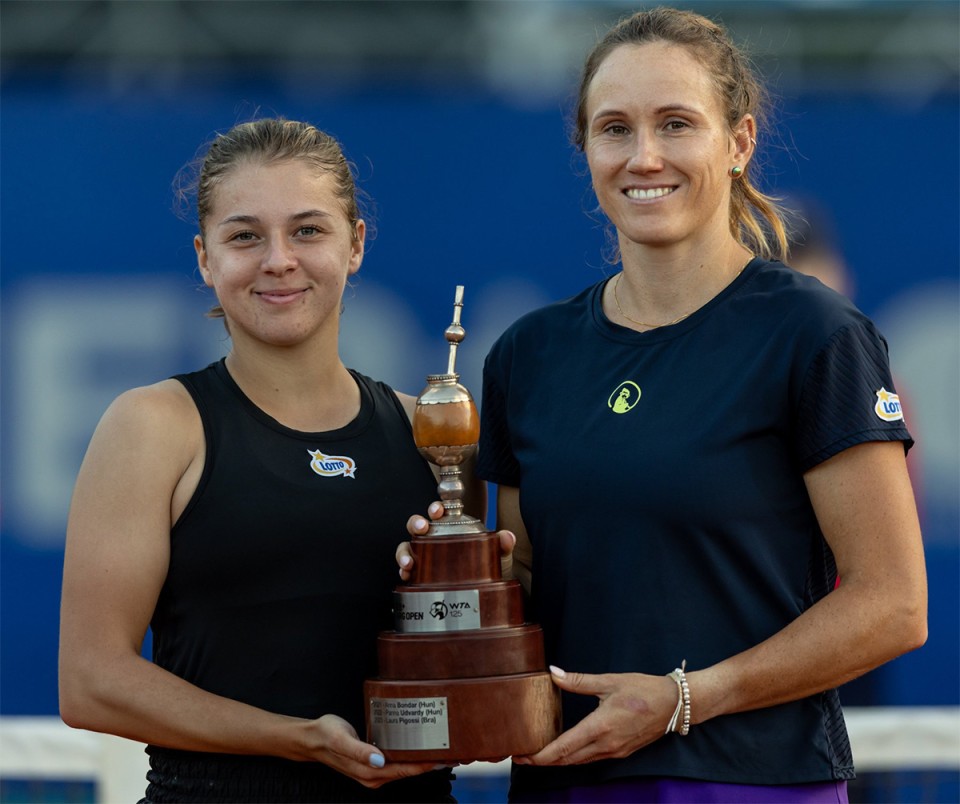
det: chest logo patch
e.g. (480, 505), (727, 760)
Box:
(307, 449), (357, 478)
(874, 388), (904, 423)
(608, 381), (641, 414)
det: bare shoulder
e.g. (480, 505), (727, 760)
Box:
(81, 378), (204, 499)
(66, 377), (206, 561)
(108, 377), (196, 417)
(98, 379), (199, 442)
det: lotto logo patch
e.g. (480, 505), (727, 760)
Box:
(874, 388), (904, 422)
(307, 449), (357, 478)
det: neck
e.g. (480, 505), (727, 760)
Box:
(225, 340), (359, 431)
(609, 239), (754, 331)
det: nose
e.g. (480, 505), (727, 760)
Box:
(626, 131), (663, 173)
(262, 237), (297, 274)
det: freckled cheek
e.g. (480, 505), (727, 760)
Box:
(588, 151), (622, 179)
(590, 168), (622, 203)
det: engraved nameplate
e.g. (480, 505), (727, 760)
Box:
(393, 589), (481, 632)
(369, 696), (450, 750)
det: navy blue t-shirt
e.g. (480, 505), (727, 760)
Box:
(477, 258), (912, 788)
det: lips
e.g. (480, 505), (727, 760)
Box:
(256, 288), (307, 304)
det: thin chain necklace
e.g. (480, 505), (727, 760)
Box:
(612, 258), (753, 330)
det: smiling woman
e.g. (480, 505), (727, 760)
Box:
(572, 7), (784, 280)
(186, 121), (364, 323)
(195, 160), (364, 364)
(585, 41), (754, 270)
(57, 119), (466, 803)
(403, 7), (928, 804)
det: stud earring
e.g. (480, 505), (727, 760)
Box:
(730, 165), (744, 178)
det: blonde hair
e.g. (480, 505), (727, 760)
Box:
(175, 118), (366, 318)
(573, 7), (788, 261)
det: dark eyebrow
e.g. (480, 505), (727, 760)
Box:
(216, 210), (333, 227)
(217, 214), (259, 227)
(654, 104), (703, 116)
(591, 103), (704, 123)
(591, 108), (626, 123)
(292, 210), (333, 221)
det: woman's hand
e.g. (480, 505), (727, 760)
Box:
(513, 667), (679, 766)
(397, 502), (516, 582)
(302, 714), (449, 788)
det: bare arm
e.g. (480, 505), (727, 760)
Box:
(519, 441), (927, 766)
(494, 485), (532, 594)
(59, 382), (438, 785)
(690, 440), (927, 720)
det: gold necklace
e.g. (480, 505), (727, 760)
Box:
(612, 258), (753, 330)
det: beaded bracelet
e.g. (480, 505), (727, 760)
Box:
(665, 660), (691, 736)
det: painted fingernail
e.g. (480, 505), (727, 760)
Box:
(413, 517), (427, 530)
(549, 665), (566, 678)
(399, 555), (412, 568)
(369, 752), (385, 768)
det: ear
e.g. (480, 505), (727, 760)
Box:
(732, 114), (757, 169)
(348, 219), (366, 277)
(195, 234), (214, 287)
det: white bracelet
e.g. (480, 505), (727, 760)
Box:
(665, 660), (691, 736)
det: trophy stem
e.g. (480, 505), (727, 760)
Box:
(437, 465), (466, 517)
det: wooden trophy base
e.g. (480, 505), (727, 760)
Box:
(365, 527), (562, 762)
(365, 672), (560, 761)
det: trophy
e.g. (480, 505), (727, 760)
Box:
(364, 286), (562, 762)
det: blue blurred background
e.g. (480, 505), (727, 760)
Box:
(2, 0), (957, 741)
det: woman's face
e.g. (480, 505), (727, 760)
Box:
(195, 158), (363, 349)
(584, 40), (749, 253)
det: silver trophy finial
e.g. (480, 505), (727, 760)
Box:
(445, 285), (466, 376)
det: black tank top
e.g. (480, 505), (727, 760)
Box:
(144, 359), (451, 803)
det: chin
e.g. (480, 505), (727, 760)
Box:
(622, 230), (683, 249)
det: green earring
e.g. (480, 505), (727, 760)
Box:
(730, 165), (744, 178)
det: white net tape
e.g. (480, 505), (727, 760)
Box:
(2, 708), (958, 801)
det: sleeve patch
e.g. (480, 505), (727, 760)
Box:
(874, 387), (904, 422)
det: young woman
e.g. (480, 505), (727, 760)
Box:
(59, 118), (458, 803)
(406, 7), (927, 803)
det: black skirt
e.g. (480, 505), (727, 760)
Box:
(140, 747), (455, 804)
